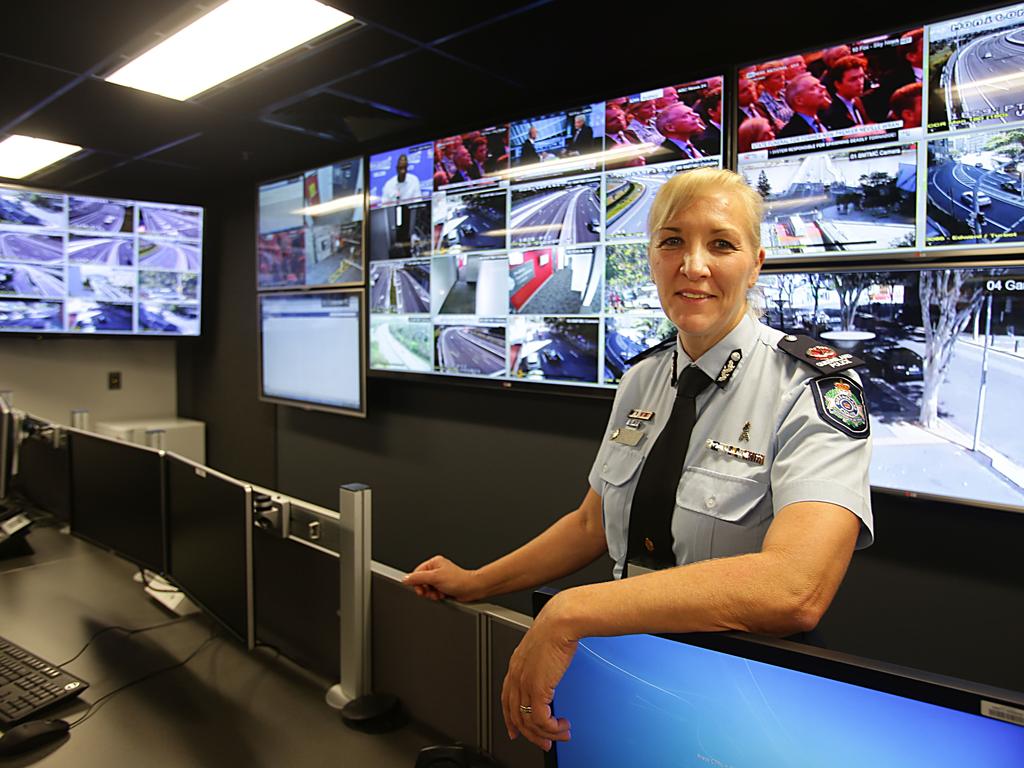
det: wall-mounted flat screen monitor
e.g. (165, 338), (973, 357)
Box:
(257, 156), (364, 289)
(165, 454), (254, 648)
(368, 75), (724, 391)
(368, 143), (434, 208)
(736, 29), (924, 261)
(68, 429), (165, 572)
(549, 629), (1024, 767)
(737, 4), (1024, 260)
(0, 183), (203, 335)
(259, 289), (365, 417)
(757, 261), (1024, 512)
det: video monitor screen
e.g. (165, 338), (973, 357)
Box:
(166, 455), (253, 647)
(757, 263), (1024, 511)
(368, 144), (434, 208)
(737, 30), (925, 260)
(0, 183), (203, 335)
(368, 73), (725, 391)
(259, 289), (365, 416)
(553, 632), (1024, 767)
(434, 125), (510, 190)
(257, 157), (364, 289)
(69, 430), (165, 572)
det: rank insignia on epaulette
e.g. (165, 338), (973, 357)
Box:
(778, 334), (865, 374)
(810, 376), (870, 439)
(715, 349), (742, 386)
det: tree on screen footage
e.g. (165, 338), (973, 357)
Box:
(830, 272), (882, 331)
(918, 270), (985, 429)
(757, 171), (772, 198)
(984, 130), (1024, 170)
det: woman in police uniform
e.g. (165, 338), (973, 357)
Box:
(405, 168), (873, 751)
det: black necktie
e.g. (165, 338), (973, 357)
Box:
(627, 363), (714, 570)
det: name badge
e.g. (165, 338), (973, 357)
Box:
(610, 427), (645, 447)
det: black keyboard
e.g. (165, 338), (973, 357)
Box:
(0, 636), (88, 725)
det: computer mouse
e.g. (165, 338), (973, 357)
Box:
(0, 719), (69, 756)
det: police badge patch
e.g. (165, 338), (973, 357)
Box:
(810, 376), (870, 439)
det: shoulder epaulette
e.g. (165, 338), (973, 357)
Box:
(625, 334), (677, 367)
(777, 334), (866, 375)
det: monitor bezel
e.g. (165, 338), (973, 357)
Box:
(163, 451), (255, 649)
(254, 155), (368, 294)
(256, 285), (368, 418)
(0, 179), (205, 338)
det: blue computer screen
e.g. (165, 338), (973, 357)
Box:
(553, 634), (1023, 767)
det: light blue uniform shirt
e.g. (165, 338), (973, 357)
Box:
(589, 313), (873, 579)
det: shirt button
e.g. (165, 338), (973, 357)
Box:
(705, 497), (716, 509)
(602, 463), (608, 472)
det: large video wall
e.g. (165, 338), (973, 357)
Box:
(364, 77), (724, 388)
(0, 183), (203, 335)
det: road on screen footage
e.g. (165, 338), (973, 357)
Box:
(370, 262), (429, 313)
(69, 201), (128, 231)
(510, 185), (601, 247)
(436, 327), (504, 375)
(67, 238), (134, 266)
(606, 176), (670, 238)
(138, 241), (201, 270)
(140, 208), (201, 239)
(0, 233), (63, 262)
(943, 29), (1024, 128)
(928, 161), (1024, 239)
(0, 264), (64, 298)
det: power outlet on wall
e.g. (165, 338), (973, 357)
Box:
(108, 371), (122, 390)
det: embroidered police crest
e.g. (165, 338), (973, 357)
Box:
(810, 376), (869, 439)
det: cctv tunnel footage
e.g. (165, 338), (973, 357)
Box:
(0, 182), (202, 335)
(758, 265), (1024, 509)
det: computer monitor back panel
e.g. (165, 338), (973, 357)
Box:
(550, 631), (1024, 767)
(165, 454), (253, 647)
(68, 430), (165, 572)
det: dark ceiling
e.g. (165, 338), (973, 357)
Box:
(1, 0), (978, 203)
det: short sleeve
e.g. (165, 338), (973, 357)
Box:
(770, 372), (874, 548)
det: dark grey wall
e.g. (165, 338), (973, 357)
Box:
(176, 189), (276, 488)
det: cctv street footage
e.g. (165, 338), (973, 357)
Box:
(758, 265), (1024, 509)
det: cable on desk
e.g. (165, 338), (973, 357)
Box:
(57, 615), (196, 666)
(66, 630), (219, 731)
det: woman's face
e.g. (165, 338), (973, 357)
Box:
(649, 190), (765, 359)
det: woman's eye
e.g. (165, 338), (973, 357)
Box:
(713, 239), (738, 250)
(658, 237), (682, 248)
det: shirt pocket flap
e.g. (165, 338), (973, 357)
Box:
(597, 445), (645, 487)
(676, 466), (766, 522)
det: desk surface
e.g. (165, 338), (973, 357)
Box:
(0, 524), (435, 767)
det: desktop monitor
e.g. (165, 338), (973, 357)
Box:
(68, 429), (165, 572)
(165, 453), (254, 648)
(13, 418), (71, 523)
(258, 288), (365, 417)
(547, 627), (1024, 767)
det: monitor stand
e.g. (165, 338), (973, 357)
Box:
(133, 571), (200, 617)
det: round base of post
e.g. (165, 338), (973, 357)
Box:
(340, 693), (403, 732)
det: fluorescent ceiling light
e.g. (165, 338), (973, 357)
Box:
(105, 0), (353, 101)
(0, 135), (82, 179)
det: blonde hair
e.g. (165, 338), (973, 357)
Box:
(647, 168), (766, 319)
(647, 167), (763, 252)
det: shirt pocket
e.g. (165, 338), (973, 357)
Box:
(596, 444), (645, 563)
(675, 465), (768, 523)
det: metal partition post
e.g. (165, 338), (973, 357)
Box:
(327, 483), (371, 708)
